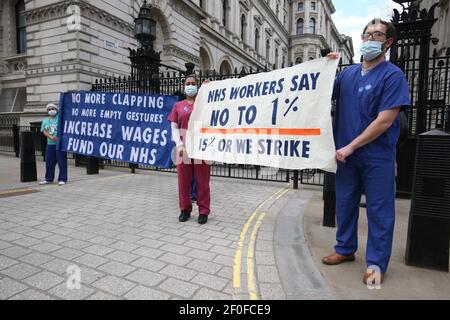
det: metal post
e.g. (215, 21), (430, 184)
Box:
(129, 162), (138, 174)
(293, 170), (299, 189)
(323, 172), (336, 228)
(74, 154), (82, 167)
(86, 156), (99, 175)
(41, 131), (47, 162)
(416, 27), (433, 134)
(20, 131), (37, 182)
(13, 124), (20, 158)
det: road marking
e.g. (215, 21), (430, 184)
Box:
(233, 186), (290, 298)
(247, 188), (290, 299)
(276, 188), (291, 200)
(233, 188), (286, 290)
(247, 212), (266, 300)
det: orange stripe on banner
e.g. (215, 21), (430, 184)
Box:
(200, 128), (321, 136)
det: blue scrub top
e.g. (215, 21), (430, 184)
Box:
(333, 61), (410, 161)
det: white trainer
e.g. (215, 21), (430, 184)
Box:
(39, 181), (51, 185)
(58, 181), (66, 186)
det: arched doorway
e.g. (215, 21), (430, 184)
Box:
(219, 60), (232, 75)
(200, 47), (212, 73)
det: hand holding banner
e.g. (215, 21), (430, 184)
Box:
(186, 57), (339, 172)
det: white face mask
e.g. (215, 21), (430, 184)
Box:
(361, 40), (387, 61)
(48, 110), (57, 116)
(185, 85), (198, 97)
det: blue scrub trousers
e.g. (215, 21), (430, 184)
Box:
(334, 154), (396, 273)
(45, 144), (68, 182)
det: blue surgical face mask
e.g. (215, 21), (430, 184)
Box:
(185, 85), (198, 97)
(361, 40), (386, 61)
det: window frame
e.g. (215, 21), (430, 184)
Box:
(309, 17), (316, 34)
(15, 0), (27, 54)
(296, 18), (304, 35)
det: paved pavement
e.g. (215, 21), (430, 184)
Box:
(0, 152), (449, 300)
(304, 189), (450, 299)
(0, 153), (293, 300)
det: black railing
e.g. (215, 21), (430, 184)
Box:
(0, 125), (49, 158)
(0, 113), (21, 126)
(0, 125), (16, 154)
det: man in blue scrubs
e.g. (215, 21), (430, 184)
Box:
(322, 19), (410, 285)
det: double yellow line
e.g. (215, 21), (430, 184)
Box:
(233, 187), (290, 300)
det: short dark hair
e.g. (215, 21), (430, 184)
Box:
(184, 74), (198, 85)
(363, 18), (397, 43)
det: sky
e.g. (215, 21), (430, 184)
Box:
(332, 0), (403, 61)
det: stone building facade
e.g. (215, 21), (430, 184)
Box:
(0, 0), (354, 124)
(420, 0), (450, 55)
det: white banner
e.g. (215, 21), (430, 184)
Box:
(186, 57), (339, 172)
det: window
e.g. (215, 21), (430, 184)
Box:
(199, 0), (206, 10)
(298, 2), (304, 11)
(0, 88), (26, 112)
(16, 0), (26, 54)
(311, 1), (316, 11)
(240, 14), (247, 42)
(266, 39), (271, 60)
(296, 18), (303, 35)
(276, 3), (279, 17)
(275, 48), (279, 69)
(309, 18), (316, 34)
(219, 60), (232, 75)
(295, 57), (303, 64)
(255, 28), (260, 52)
(222, 0), (228, 27)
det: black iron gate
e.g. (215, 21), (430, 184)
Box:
(391, 1), (450, 195)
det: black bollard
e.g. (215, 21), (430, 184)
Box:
(74, 153), (84, 167)
(20, 131), (38, 182)
(129, 162), (138, 174)
(405, 130), (450, 272)
(323, 172), (336, 228)
(86, 156), (99, 175)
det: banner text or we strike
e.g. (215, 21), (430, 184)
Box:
(186, 58), (339, 172)
(57, 91), (178, 168)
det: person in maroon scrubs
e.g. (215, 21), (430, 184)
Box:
(168, 75), (211, 225)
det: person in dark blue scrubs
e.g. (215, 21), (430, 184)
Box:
(321, 19), (410, 285)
